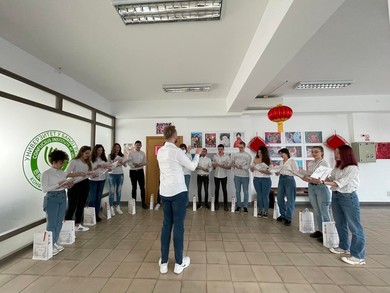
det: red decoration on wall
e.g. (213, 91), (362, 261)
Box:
(324, 133), (349, 150)
(376, 142), (390, 159)
(267, 104), (293, 132)
(248, 136), (266, 153)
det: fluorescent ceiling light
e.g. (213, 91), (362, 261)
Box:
(294, 80), (354, 90)
(163, 83), (212, 93)
(112, 0), (222, 25)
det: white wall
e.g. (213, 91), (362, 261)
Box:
(0, 37), (111, 114)
(115, 111), (390, 203)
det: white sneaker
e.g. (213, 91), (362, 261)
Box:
(52, 247), (59, 256)
(116, 206), (123, 215)
(110, 206), (116, 216)
(341, 256), (366, 265)
(158, 258), (168, 274)
(76, 225), (89, 232)
(54, 243), (64, 252)
(329, 247), (350, 255)
(174, 256), (190, 274)
(154, 203), (160, 211)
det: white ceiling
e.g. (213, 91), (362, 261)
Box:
(0, 0), (389, 114)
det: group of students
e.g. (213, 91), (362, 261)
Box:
(41, 142), (136, 256)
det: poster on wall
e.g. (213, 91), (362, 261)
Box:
(376, 142), (390, 159)
(265, 132), (281, 144)
(218, 132), (231, 148)
(286, 146), (302, 158)
(123, 143), (134, 158)
(191, 132), (202, 148)
(305, 131), (323, 143)
(205, 133), (217, 148)
(285, 131), (302, 143)
(156, 123), (171, 134)
(232, 132), (245, 148)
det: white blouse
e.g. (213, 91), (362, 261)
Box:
(41, 167), (67, 193)
(280, 158), (298, 176)
(329, 165), (359, 193)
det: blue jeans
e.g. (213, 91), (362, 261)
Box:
(332, 191), (366, 259)
(308, 183), (331, 232)
(253, 177), (272, 214)
(277, 175), (296, 221)
(43, 190), (66, 244)
(184, 175), (191, 191)
(234, 176), (249, 208)
(89, 180), (106, 217)
(160, 191), (187, 265)
(108, 174), (124, 206)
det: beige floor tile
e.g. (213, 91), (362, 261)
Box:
(116, 240), (138, 250)
(1, 259), (38, 274)
(305, 253), (341, 266)
(144, 250), (161, 263)
(100, 277), (132, 293)
(127, 279), (156, 293)
(206, 281), (234, 293)
(189, 233), (205, 241)
(182, 264), (206, 280)
(24, 260), (61, 275)
(259, 242), (282, 252)
(67, 260), (100, 276)
(0, 274), (15, 287)
(223, 241), (243, 252)
(72, 277), (108, 293)
(229, 265), (256, 281)
(152, 279), (181, 293)
(112, 262), (142, 278)
(64, 248), (94, 261)
(311, 284), (344, 293)
(369, 268), (390, 285)
(251, 265), (282, 282)
(221, 233), (239, 241)
(277, 242), (302, 253)
(135, 262), (160, 279)
(320, 267), (361, 285)
(297, 266), (333, 284)
(345, 268), (387, 286)
(226, 252), (248, 264)
(187, 240), (206, 251)
(205, 233), (222, 240)
(206, 252), (227, 264)
(286, 253), (315, 266)
(258, 282), (287, 292)
(187, 251), (206, 264)
(284, 283), (314, 292)
(44, 260), (79, 276)
(266, 252), (293, 265)
(339, 285), (372, 292)
(180, 280), (207, 293)
(134, 239), (155, 250)
(46, 276), (84, 292)
(123, 250), (149, 262)
(233, 281), (260, 293)
(206, 241), (224, 251)
(105, 249), (132, 262)
(0, 275), (38, 292)
(21, 276), (62, 293)
(90, 261), (121, 277)
(274, 266), (308, 283)
(241, 241), (262, 252)
(245, 251), (271, 265)
(366, 286), (390, 293)
(84, 248), (112, 261)
(206, 264), (231, 281)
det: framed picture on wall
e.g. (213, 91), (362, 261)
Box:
(191, 132), (202, 148)
(285, 131), (302, 144)
(233, 132), (245, 148)
(218, 132), (231, 148)
(305, 131), (323, 143)
(296, 159), (304, 170)
(156, 122), (171, 134)
(286, 146), (302, 158)
(305, 146), (315, 158)
(269, 146), (281, 157)
(205, 133), (217, 148)
(265, 132), (281, 144)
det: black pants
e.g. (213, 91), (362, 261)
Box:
(197, 175), (209, 204)
(130, 169), (146, 205)
(65, 179), (89, 225)
(214, 177), (228, 205)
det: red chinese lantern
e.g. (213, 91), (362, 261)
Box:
(267, 104), (293, 132)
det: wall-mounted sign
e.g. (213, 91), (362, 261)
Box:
(22, 130), (78, 190)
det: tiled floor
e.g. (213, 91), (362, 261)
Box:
(1, 204), (390, 292)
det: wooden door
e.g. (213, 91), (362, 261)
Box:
(145, 136), (183, 204)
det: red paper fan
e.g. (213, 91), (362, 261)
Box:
(248, 136), (266, 153)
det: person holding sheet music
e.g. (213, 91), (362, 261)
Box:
(65, 146), (93, 232)
(108, 143), (127, 216)
(301, 146), (331, 242)
(41, 150), (74, 255)
(275, 148), (298, 226)
(322, 145), (366, 265)
(250, 146), (272, 218)
(89, 144), (109, 222)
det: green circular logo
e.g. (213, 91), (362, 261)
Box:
(22, 130), (78, 190)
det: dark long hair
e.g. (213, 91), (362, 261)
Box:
(91, 144), (107, 163)
(278, 148), (290, 158)
(256, 146), (271, 166)
(110, 143), (124, 160)
(74, 145), (92, 170)
(335, 145), (358, 169)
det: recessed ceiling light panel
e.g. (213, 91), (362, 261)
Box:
(162, 83), (212, 93)
(112, 0), (222, 24)
(294, 80), (354, 90)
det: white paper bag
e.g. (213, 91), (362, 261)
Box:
(101, 197), (111, 219)
(253, 200), (258, 217)
(58, 220), (75, 244)
(32, 231), (53, 260)
(128, 198), (136, 215)
(150, 194), (154, 210)
(83, 207), (96, 226)
(231, 197), (236, 213)
(211, 196), (215, 212)
(322, 221), (339, 248)
(273, 202), (281, 219)
(299, 208), (315, 233)
(193, 195), (196, 211)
